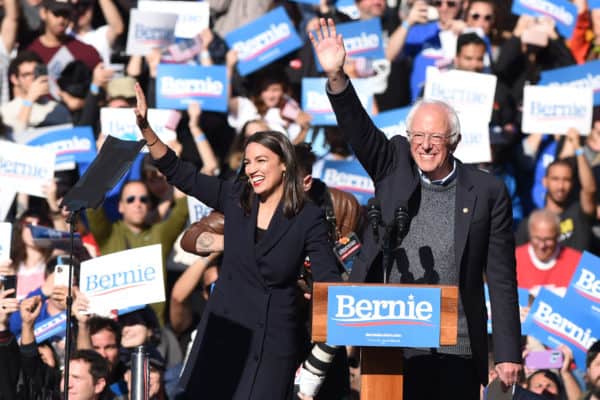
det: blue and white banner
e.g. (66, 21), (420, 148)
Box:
(225, 7), (303, 76)
(314, 18), (385, 71)
(187, 196), (213, 224)
(302, 78), (373, 126)
(100, 108), (178, 148)
(563, 251), (600, 316)
(522, 85), (594, 134)
(522, 288), (600, 369)
(30, 225), (82, 249)
(23, 125), (96, 171)
(31, 311), (67, 343)
(424, 66), (497, 123)
(538, 61), (600, 106)
(156, 64), (228, 112)
(372, 107), (410, 139)
(138, 1), (209, 39)
(485, 284), (530, 334)
(0, 222), (11, 260)
(327, 286), (441, 347)
(0, 141), (55, 198)
(80, 244), (165, 314)
(511, 0), (578, 38)
(315, 158), (374, 205)
(125, 9), (177, 55)
(336, 0), (360, 19)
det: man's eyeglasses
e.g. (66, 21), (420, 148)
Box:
(469, 13), (493, 21)
(407, 131), (455, 145)
(432, 0), (458, 8)
(124, 195), (150, 204)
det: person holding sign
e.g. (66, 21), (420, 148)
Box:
(310, 18), (522, 399)
(133, 83), (341, 399)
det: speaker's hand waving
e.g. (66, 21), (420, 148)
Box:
(308, 18), (348, 92)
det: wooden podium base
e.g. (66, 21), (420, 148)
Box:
(361, 347), (404, 400)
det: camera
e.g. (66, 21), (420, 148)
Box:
(34, 64), (48, 79)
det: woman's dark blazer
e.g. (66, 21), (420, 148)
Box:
(154, 149), (341, 400)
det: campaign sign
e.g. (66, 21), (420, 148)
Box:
(225, 7), (303, 76)
(187, 196), (213, 224)
(23, 125), (96, 171)
(0, 141), (55, 198)
(138, 1), (209, 38)
(126, 9), (177, 55)
(522, 85), (593, 134)
(101, 108), (178, 147)
(538, 61), (600, 106)
(563, 251), (600, 315)
(0, 222), (11, 260)
(0, 187), (15, 222)
(454, 118), (492, 164)
(333, 19), (385, 60)
(372, 107), (410, 139)
(424, 67), (497, 123)
(156, 64), (228, 112)
(327, 286), (441, 347)
(335, 0), (360, 19)
(522, 288), (600, 368)
(485, 284), (530, 334)
(30, 225), (82, 250)
(317, 159), (374, 205)
(80, 244), (165, 315)
(302, 78), (374, 125)
(31, 312), (67, 343)
(511, 0), (577, 38)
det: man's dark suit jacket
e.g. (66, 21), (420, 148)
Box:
(328, 81), (522, 385)
(154, 148), (341, 399)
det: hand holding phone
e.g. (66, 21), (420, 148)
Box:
(525, 350), (563, 370)
(0, 275), (16, 298)
(54, 264), (69, 287)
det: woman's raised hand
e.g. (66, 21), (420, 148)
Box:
(308, 18), (346, 77)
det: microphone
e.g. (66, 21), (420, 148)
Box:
(367, 198), (381, 243)
(394, 202), (410, 248)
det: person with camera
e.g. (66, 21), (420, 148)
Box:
(1, 50), (70, 135)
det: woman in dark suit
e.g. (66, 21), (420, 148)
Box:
(133, 84), (341, 399)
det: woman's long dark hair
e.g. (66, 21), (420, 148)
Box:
(239, 131), (305, 218)
(11, 209), (54, 267)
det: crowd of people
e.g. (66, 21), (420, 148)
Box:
(0, 0), (597, 399)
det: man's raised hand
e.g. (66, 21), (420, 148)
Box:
(308, 18), (346, 78)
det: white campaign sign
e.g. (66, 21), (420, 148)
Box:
(100, 108), (177, 149)
(453, 118), (491, 164)
(138, 1), (209, 38)
(0, 187), (15, 222)
(522, 85), (594, 134)
(187, 196), (213, 224)
(424, 67), (497, 123)
(125, 9), (177, 55)
(80, 244), (165, 314)
(0, 141), (55, 197)
(0, 222), (11, 260)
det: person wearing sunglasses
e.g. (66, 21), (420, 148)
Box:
(86, 180), (189, 324)
(311, 18), (522, 399)
(464, 0), (495, 37)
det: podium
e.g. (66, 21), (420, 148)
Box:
(312, 282), (458, 400)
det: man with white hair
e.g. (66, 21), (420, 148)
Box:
(306, 18), (522, 399)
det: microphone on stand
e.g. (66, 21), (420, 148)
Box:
(367, 198), (382, 243)
(393, 202), (410, 252)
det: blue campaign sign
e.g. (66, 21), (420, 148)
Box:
(372, 107), (411, 139)
(225, 7), (303, 76)
(317, 158), (374, 205)
(31, 312), (67, 343)
(314, 18), (385, 72)
(302, 78), (373, 126)
(522, 288), (600, 368)
(156, 64), (228, 112)
(538, 61), (600, 105)
(485, 284), (530, 334)
(327, 286), (441, 347)
(563, 251), (600, 315)
(26, 125), (97, 168)
(511, 0), (577, 38)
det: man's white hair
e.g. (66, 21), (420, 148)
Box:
(405, 99), (461, 145)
